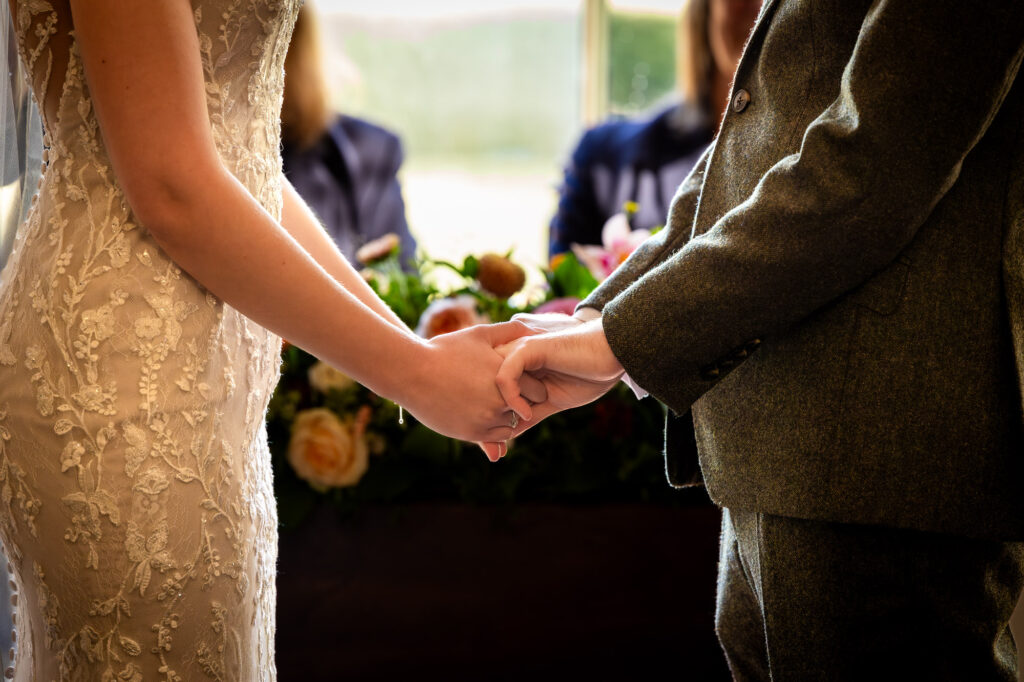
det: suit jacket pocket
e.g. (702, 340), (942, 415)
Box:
(665, 408), (703, 487)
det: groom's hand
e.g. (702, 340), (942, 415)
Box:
(494, 318), (624, 427)
(476, 315), (590, 462)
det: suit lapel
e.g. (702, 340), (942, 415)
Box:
(690, 0), (784, 239)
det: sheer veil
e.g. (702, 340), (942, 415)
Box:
(0, 4), (40, 668)
(1, 2), (43, 274)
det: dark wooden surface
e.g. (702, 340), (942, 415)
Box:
(276, 495), (731, 681)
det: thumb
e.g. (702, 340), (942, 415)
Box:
(494, 340), (544, 421)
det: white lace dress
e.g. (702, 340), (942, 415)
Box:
(0, 1), (299, 679)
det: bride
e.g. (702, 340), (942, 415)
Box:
(0, 1), (540, 679)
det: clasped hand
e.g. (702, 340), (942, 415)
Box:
(400, 311), (623, 462)
(489, 312), (625, 457)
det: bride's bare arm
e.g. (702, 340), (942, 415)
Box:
(280, 178), (409, 331)
(66, 0), (530, 441)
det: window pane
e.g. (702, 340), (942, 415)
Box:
(318, 1), (583, 274)
(607, 2), (678, 116)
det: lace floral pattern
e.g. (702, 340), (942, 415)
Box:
(0, 1), (298, 679)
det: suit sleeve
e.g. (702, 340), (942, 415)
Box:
(600, 0), (1024, 414)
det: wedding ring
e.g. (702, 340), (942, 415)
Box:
(509, 412), (519, 429)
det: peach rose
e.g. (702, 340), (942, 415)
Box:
(414, 295), (487, 339)
(287, 408), (371, 490)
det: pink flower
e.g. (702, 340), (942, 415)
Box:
(571, 213), (651, 281)
(415, 295), (488, 339)
(532, 297), (580, 316)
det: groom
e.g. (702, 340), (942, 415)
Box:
(495, 1), (1024, 678)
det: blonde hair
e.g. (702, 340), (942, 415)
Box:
(676, 0), (714, 112)
(282, 3), (332, 150)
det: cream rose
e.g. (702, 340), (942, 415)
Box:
(307, 361), (355, 394)
(287, 408), (370, 490)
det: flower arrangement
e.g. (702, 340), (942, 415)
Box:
(267, 213), (678, 527)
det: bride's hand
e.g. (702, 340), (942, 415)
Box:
(398, 321), (545, 443)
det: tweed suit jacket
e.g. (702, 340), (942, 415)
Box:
(582, 0), (1024, 539)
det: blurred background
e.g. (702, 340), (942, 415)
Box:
(315, 0), (680, 272)
(272, 2), (736, 679)
(275, 4), (1024, 679)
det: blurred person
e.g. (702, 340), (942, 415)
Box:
(282, 3), (417, 265)
(549, 0), (761, 256)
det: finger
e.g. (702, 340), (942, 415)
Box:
(511, 312), (571, 323)
(508, 313), (554, 332)
(505, 400), (561, 439)
(494, 337), (533, 359)
(484, 320), (541, 347)
(518, 371), (547, 405)
(483, 426), (517, 443)
(495, 337), (550, 418)
(478, 441), (504, 462)
(511, 312), (577, 333)
(495, 349), (534, 422)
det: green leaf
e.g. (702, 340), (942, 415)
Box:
(549, 251), (599, 299)
(461, 255), (479, 279)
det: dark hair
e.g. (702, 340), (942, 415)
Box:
(677, 0), (714, 112)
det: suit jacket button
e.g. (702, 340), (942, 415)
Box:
(732, 89), (751, 113)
